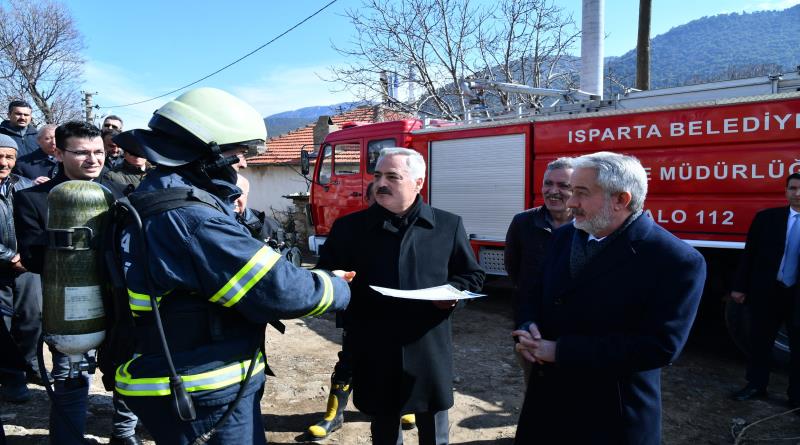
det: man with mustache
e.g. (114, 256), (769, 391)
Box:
(0, 101), (39, 157)
(505, 157), (574, 383)
(316, 147), (484, 444)
(512, 151), (705, 444)
(307, 180), (419, 440)
(102, 128), (125, 170)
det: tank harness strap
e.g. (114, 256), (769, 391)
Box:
(113, 187), (285, 348)
(125, 187), (225, 218)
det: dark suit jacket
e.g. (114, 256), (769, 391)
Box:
(318, 199), (485, 415)
(504, 206), (556, 327)
(14, 170), (125, 274)
(732, 206), (791, 305)
(515, 214), (706, 445)
(13, 149), (58, 181)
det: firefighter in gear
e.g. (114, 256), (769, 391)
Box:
(110, 87), (351, 444)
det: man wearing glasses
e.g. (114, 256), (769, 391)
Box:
(102, 115), (124, 131)
(14, 121), (140, 444)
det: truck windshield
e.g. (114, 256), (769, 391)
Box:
(367, 139), (396, 173)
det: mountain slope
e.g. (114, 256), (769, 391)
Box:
(264, 101), (369, 137)
(605, 5), (800, 92)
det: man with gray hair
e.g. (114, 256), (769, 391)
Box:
(505, 157), (574, 383)
(13, 123), (58, 183)
(513, 151), (706, 444)
(316, 147), (484, 444)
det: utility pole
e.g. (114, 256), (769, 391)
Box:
(81, 91), (96, 124)
(635, 0), (652, 90)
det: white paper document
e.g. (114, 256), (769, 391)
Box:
(369, 284), (486, 301)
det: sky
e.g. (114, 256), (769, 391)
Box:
(68, 0), (800, 129)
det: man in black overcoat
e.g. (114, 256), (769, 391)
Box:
(730, 172), (800, 407)
(317, 147), (484, 445)
(513, 152), (706, 444)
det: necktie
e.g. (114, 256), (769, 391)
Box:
(781, 214), (800, 286)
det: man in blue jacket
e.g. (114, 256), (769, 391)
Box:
(112, 87), (352, 445)
(513, 151), (706, 444)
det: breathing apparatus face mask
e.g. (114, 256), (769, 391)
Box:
(200, 140), (263, 184)
(179, 142), (253, 204)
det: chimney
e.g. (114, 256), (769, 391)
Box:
(380, 71), (390, 105)
(313, 116), (336, 146)
(580, 0), (605, 98)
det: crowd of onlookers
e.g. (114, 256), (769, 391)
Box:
(0, 101), (155, 444)
(0, 95), (796, 445)
(0, 102), (152, 398)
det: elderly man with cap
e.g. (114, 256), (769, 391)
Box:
(0, 134), (39, 403)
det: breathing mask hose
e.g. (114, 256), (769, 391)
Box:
(204, 153), (240, 172)
(119, 200), (196, 421)
(37, 333), (85, 442)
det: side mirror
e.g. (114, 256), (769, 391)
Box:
(300, 149), (310, 176)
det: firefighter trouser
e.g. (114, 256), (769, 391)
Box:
(125, 385), (267, 445)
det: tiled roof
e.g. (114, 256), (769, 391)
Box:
(248, 106), (412, 166)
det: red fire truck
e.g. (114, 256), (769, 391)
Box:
(300, 70), (800, 357)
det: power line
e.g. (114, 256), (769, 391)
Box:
(100, 0), (338, 109)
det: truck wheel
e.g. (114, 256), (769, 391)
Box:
(724, 299), (790, 365)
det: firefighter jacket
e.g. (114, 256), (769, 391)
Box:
(114, 169), (350, 403)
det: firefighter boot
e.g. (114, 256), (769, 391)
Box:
(401, 413), (416, 430)
(307, 381), (351, 439)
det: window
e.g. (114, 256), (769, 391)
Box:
(318, 145), (332, 185)
(334, 143), (360, 176)
(367, 139), (396, 173)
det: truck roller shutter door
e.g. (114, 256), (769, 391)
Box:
(429, 134), (526, 241)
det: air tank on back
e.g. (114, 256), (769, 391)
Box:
(42, 180), (114, 372)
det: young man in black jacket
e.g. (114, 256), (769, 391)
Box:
(14, 122), (138, 445)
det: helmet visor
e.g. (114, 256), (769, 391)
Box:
(221, 139), (266, 158)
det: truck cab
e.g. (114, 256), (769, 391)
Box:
(307, 119), (422, 253)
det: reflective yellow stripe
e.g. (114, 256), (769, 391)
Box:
(209, 246), (281, 307)
(302, 270), (333, 318)
(128, 289), (161, 312)
(115, 352), (265, 397)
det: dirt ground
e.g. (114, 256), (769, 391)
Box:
(2, 288), (797, 444)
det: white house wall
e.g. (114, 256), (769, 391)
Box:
(242, 165), (309, 215)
